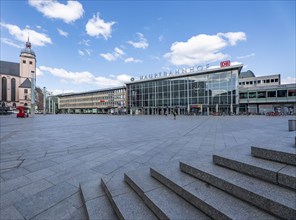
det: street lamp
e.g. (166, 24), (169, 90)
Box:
(43, 87), (46, 115)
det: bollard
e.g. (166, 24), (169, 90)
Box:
(288, 120), (296, 131)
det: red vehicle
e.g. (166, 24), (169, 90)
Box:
(16, 106), (29, 118)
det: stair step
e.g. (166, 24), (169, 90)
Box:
(251, 146), (296, 165)
(180, 159), (296, 219)
(124, 167), (210, 220)
(150, 163), (277, 220)
(101, 174), (157, 220)
(79, 180), (117, 220)
(213, 152), (296, 190)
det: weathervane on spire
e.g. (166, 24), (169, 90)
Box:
(25, 26), (31, 49)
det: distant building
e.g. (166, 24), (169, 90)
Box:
(0, 39), (37, 111)
(58, 86), (126, 114)
(238, 71), (295, 114)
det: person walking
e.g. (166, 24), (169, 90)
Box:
(173, 110), (176, 120)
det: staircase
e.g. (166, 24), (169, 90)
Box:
(79, 144), (296, 220)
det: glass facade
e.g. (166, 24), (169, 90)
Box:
(127, 68), (240, 115)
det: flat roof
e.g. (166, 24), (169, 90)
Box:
(58, 86), (126, 97)
(239, 83), (296, 91)
(125, 64), (243, 85)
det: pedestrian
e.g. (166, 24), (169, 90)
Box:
(173, 110), (176, 120)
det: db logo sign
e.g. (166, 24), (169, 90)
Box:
(220, 60), (231, 67)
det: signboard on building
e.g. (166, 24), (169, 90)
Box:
(220, 60), (231, 68)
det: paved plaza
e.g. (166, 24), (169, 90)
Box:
(0, 114), (295, 219)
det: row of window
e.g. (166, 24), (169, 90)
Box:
(22, 60), (33, 65)
(239, 90), (296, 99)
(61, 101), (124, 108)
(239, 78), (279, 86)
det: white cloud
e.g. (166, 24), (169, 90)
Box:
(100, 47), (124, 61)
(1, 38), (22, 48)
(124, 57), (142, 63)
(36, 67), (43, 76)
(237, 53), (255, 59)
(57, 28), (68, 37)
(39, 65), (131, 88)
(164, 32), (246, 66)
(78, 50), (84, 56)
(49, 89), (76, 95)
(0, 22), (52, 46)
(158, 35), (164, 42)
(28, 0), (84, 23)
(281, 77), (296, 84)
(79, 39), (90, 46)
(127, 33), (148, 49)
(218, 32), (246, 46)
(85, 49), (91, 56)
(85, 13), (115, 39)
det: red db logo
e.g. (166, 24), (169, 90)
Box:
(220, 60), (231, 67)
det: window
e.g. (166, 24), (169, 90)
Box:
(239, 93), (247, 99)
(1, 77), (7, 101)
(271, 79), (274, 83)
(23, 60), (26, 64)
(24, 89), (28, 94)
(275, 79), (279, 82)
(266, 79), (270, 83)
(267, 91), (276, 97)
(277, 90), (287, 97)
(257, 80), (261, 84)
(29, 61), (33, 64)
(258, 91), (266, 98)
(250, 81), (253, 85)
(288, 90), (296, 97)
(11, 78), (16, 101)
(248, 92), (256, 98)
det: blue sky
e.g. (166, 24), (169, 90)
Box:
(1, 0), (295, 94)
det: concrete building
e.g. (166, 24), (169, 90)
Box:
(238, 71), (295, 114)
(58, 86), (126, 114)
(0, 39), (37, 112)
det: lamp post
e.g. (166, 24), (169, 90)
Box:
(31, 71), (36, 117)
(43, 87), (46, 115)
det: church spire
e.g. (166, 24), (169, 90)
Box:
(26, 36), (31, 49)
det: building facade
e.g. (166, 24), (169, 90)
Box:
(238, 74), (295, 114)
(126, 64), (243, 115)
(0, 39), (37, 111)
(58, 86), (126, 114)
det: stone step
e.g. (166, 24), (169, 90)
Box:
(180, 159), (296, 219)
(124, 167), (210, 220)
(79, 180), (117, 220)
(101, 174), (157, 220)
(150, 163), (277, 220)
(213, 152), (296, 190)
(251, 145), (296, 166)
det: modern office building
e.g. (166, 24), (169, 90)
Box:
(125, 63), (243, 115)
(238, 72), (295, 114)
(0, 39), (37, 111)
(58, 86), (126, 114)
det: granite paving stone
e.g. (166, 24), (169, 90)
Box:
(17, 179), (54, 197)
(31, 199), (77, 220)
(1, 114), (295, 219)
(0, 205), (25, 220)
(14, 181), (78, 219)
(0, 175), (32, 195)
(25, 168), (56, 181)
(0, 167), (30, 181)
(0, 190), (25, 209)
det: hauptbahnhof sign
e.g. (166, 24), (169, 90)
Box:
(137, 61), (231, 81)
(139, 64), (210, 81)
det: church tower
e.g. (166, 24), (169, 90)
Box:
(19, 38), (36, 111)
